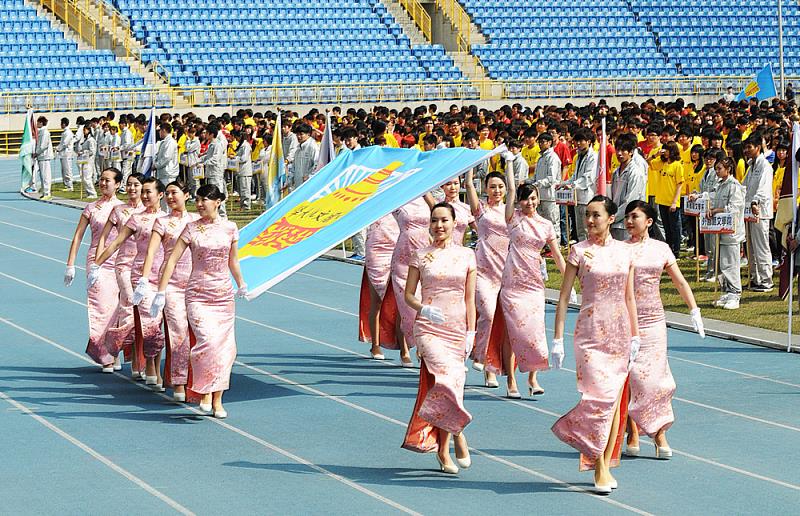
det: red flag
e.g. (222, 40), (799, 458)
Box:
(596, 117), (607, 196)
(777, 122), (800, 299)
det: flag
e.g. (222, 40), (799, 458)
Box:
(596, 117), (608, 196)
(266, 111), (285, 209)
(18, 109), (37, 191)
(735, 64), (777, 102)
(314, 110), (336, 173)
(137, 107), (156, 177)
(237, 145), (502, 300)
(777, 122), (800, 299)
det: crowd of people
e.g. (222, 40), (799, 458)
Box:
(49, 93), (796, 493)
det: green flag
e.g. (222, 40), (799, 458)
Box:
(18, 109), (35, 192)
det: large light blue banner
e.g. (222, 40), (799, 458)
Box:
(238, 145), (500, 299)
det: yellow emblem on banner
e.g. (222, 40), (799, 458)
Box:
(744, 80), (760, 98)
(239, 161), (402, 259)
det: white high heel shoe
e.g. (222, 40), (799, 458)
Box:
(199, 402), (212, 413)
(113, 355), (122, 371)
(623, 443), (640, 457)
(506, 387), (521, 399)
(173, 392), (186, 402)
(472, 361), (485, 372)
(436, 454), (459, 474)
(593, 481), (612, 495)
(144, 375), (158, 385)
(101, 365), (114, 373)
(655, 444), (672, 459)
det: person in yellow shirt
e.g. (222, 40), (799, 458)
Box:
(656, 141), (685, 257)
(448, 118), (463, 147)
(417, 118), (435, 145)
(521, 127), (540, 177)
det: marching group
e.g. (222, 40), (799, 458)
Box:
(53, 93), (795, 493)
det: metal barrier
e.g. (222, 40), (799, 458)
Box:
(0, 76), (777, 115)
(39, 0), (97, 48)
(435, 0), (473, 53)
(397, 0), (432, 41)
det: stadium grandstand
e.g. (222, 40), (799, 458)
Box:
(0, 0), (796, 115)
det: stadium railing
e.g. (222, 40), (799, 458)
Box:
(398, 0), (432, 41)
(0, 76), (765, 115)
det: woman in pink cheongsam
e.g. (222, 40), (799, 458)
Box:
(379, 197), (430, 366)
(358, 213), (400, 360)
(486, 161), (567, 398)
(464, 168), (509, 388)
(92, 177), (166, 390)
(65, 167), (124, 372)
(622, 200), (704, 460)
(423, 177), (475, 244)
(96, 172), (145, 377)
(153, 184), (246, 419)
(137, 180), (200, 402)
(551, 195), (639, 494)
(402, 202), (477, 475)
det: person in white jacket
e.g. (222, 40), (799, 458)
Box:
(532, 132), (562, 243)
(78, 125), (98, 198)
(292, 123), (319, 190)
(154, 122), (179, 210)
(201, 124), (227, 217)
(183, 126), (201, 198)
(119, 117), (136, 187)
(107, 125), (122, 173)
(233, 130), (253, 210)
(56, 117), (74, 192)
(561, 128), (598, 241)
(742, 135), (775, 291)
(34, 116), (54, 199)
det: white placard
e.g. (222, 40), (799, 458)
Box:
(99, 145), (109, 159)
(700, 211), (735, 234)
(683, 196), (704, 216)
(110, 148), (121, 160)
(555, 188), (576, 206)
(190, 164), (204, 180)
(744, 205), (758, 222)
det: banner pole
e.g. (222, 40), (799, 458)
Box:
(789, 249), (794, 352)
(744, 223), (751, 287)
(695, 216), (700, 283)
(714, 234), (720, 294)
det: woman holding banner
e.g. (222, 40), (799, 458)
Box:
(424, 177), (475, 244)
(64, 167), (124, 371)
(483, 155), (567, 398)
(402, 202), (476, 475)
(465, 169), (509, 388)
(622, 200), (704, 460)
(359, 214), (400, 360)
(135, 180), (199, 402)
(551, 195), (639, 494)
(95, 172), (145, 377)
(381, 197), (430, 366)
(151, 184), (247, 418)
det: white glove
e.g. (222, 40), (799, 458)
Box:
(464, 330), (476, 355)
(628, 335), (641, 372)
(64, 266), (76, 287)
(236, 284), (248, 299)
(569, 288), (578, 304)
(149, 291), (166, 318)
(690, 307), (705, 338)
(86, 263), (101, 288)
(550, 338), (565, 370)
(131, 277), (151, 306)
(540, 259), (549, 281)
(420, 305), (446, 324)
(501, 151), (516, 162)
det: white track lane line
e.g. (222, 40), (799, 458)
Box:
(0, 315), (422, 516)
(0, 218), (87, 246)
(0, 388), (195, 516)
(0, 202), (76, 222)
(295, 271), (360, 287)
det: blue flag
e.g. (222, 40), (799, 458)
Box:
(137, 107), (156, 177)
(237, 145), (500, 299)
(735, 64), (777, 101)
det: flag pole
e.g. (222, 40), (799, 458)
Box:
(789, 230), (795, 352)
(779, 0), (786, 98)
